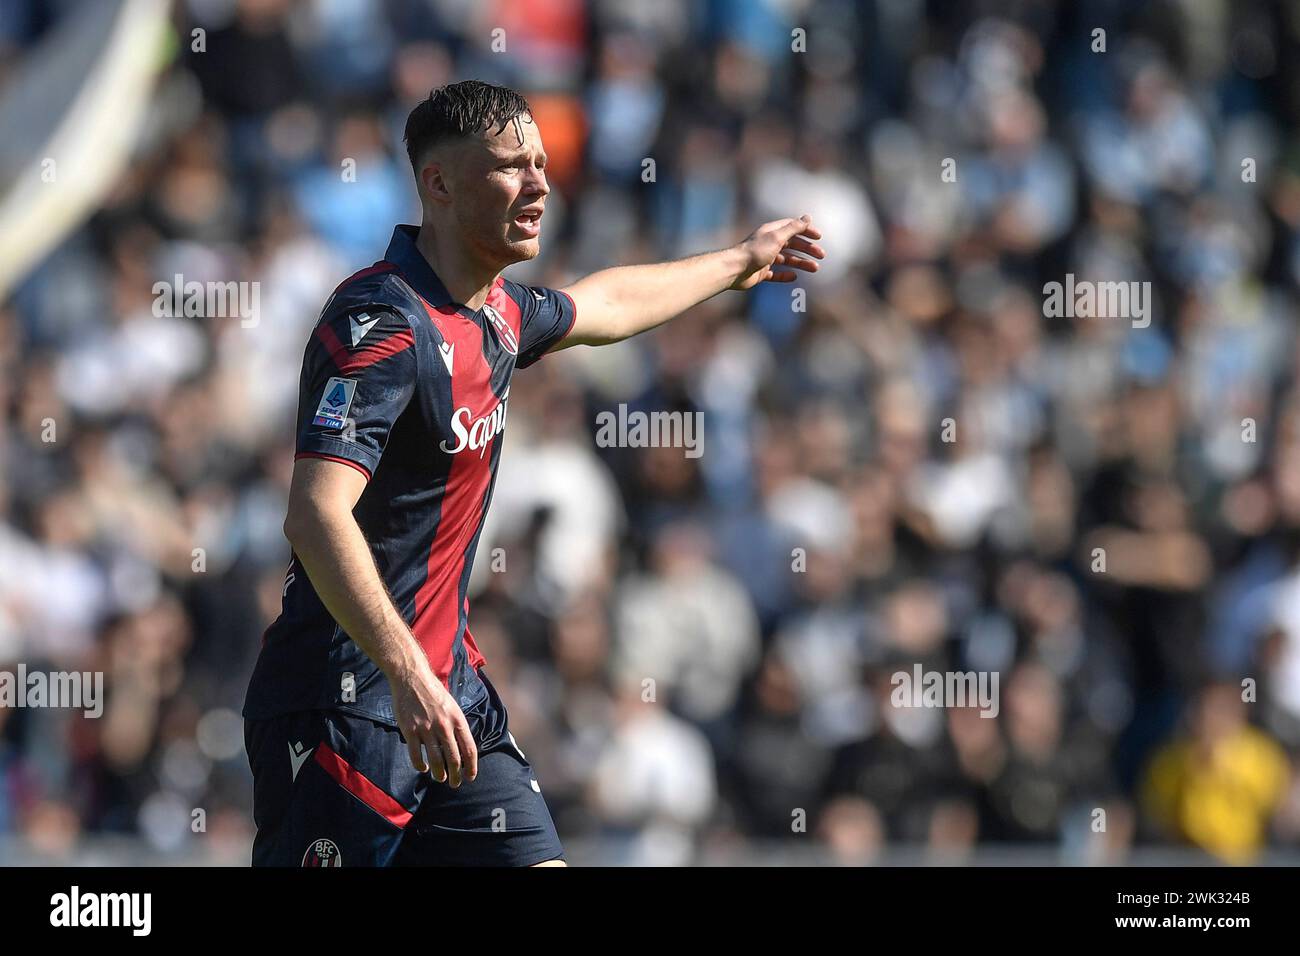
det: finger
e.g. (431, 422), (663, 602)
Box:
(405, 732), (428, 773)
(775, 252), (820, 272)
(776, 215), (820, 243)
(436, 721), (464, 788)
(774, 218), (807, 242)
(454, 718), (478, 783)
(765, 270), (799, 283)
(421, 729), (448, 783)
(783, 235), (825, 259)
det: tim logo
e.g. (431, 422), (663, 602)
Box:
(302, 838), (343, 867)
(482, 303), (518, 355)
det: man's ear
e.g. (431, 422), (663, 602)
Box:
(419, 157), (452, 205)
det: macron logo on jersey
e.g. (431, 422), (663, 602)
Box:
(350, 311), (380, 346)
(439, 341), (455, 375)
(439, 389), (509, 458)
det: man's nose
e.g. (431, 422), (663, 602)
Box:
(524, 165), (549, 197)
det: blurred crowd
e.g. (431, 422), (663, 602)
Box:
(3, 0), (1300, 864)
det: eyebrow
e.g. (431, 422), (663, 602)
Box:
(495, 150), (547, 165)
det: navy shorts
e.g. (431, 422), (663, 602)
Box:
(245, 668), (564, 867)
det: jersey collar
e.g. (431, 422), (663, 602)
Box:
(384, 224), (456, 308)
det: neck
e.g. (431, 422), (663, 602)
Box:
(415, 222), (499, 310)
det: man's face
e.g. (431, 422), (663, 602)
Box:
(431, 115), (550, 268)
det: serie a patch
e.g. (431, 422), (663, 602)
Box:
(313, 377), (356, 428)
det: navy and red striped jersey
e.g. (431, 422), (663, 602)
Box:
(243, 224), (576, 724)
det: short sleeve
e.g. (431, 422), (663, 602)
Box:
(294, 306), (418, 480)
(513, 283), (577, 369)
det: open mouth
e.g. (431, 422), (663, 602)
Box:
(512, 208), (543, 236)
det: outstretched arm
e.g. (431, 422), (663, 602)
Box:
(554, 215), (824, 348)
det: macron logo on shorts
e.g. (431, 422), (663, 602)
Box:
(289, 741), (314, 781)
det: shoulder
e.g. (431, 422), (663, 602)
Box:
(497, 276), (573, 321)
(306, 273), (423, 378)
(496, 274), (538, 297)
(498, 276), (545, 305)
(320, 263), (423, 333)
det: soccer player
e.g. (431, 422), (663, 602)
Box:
(242, 79), (824, 867)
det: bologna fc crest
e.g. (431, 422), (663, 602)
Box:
(302, 838), (343, 867)
(481, 303), (518, 355)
